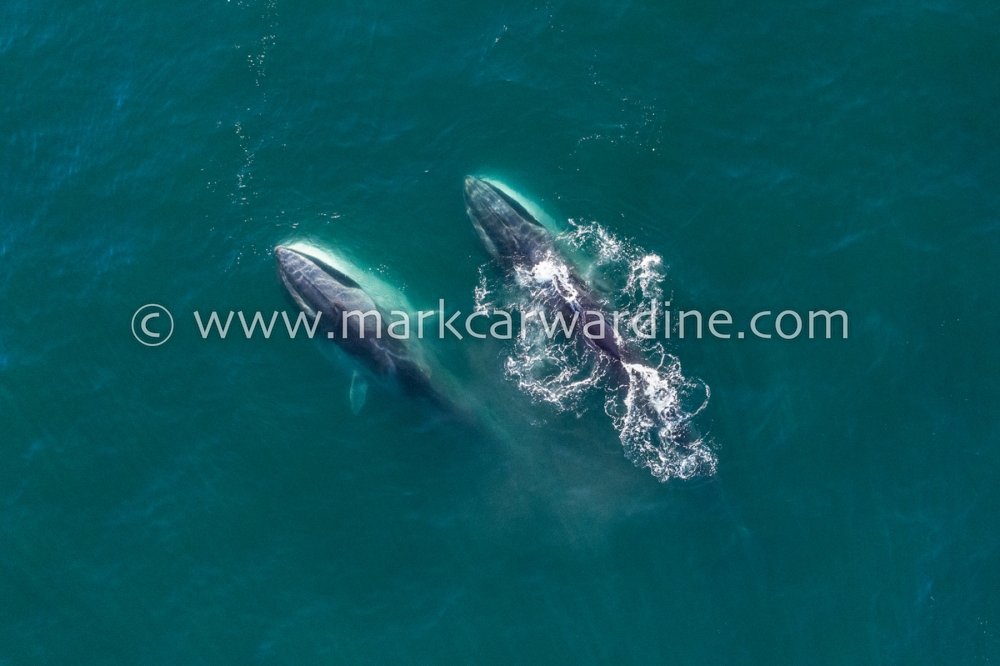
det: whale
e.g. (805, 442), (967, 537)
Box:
(463, 176), (626, 364)
(463, 177), (710, 449)
(275, 244), (451, 414)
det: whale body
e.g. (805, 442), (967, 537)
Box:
(275, 244), (448, 411)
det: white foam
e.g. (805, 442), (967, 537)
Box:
(481, 220), (716, 482)
(608, 352), (715, 482)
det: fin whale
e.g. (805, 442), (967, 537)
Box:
(464, 178), (708, 456)
(463, 176), (627, 365)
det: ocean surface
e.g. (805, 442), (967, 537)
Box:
(2, 0), (999, 663)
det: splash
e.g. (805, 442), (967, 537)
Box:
(609, 351), (716, 481)
(478, 257), (607, 412)
(478, 220), (717, 482)
(562, 220), (666, 308)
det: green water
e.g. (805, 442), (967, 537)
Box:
(2, 0), (999, 662)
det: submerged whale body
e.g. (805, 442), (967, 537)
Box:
(274, 245), (447, 409)
(463, 176), (625, 364)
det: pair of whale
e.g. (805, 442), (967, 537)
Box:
(275, 176), (627, 414)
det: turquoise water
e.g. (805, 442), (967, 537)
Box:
(3, 0), (999, 662)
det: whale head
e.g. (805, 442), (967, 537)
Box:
(464, 176), (554, 266)
(274, 245), (378, 323)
